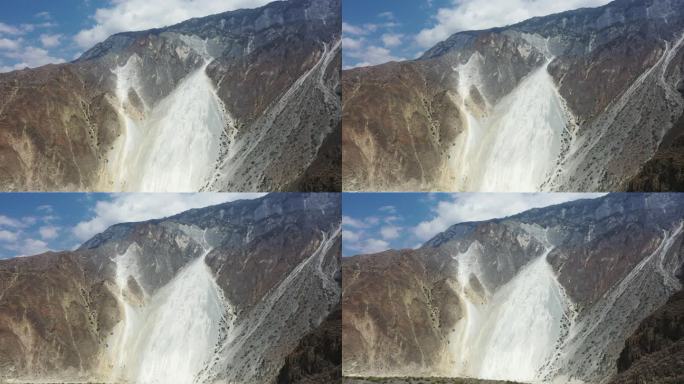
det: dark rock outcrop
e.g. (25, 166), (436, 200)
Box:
(276, 304), (341, 383)
(608, 290), (684, 383)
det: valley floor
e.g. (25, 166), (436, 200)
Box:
(343, 377), (523, 384)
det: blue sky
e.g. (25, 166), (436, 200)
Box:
(0, 0), (272, 72)
(342, 0), (611, 69)
(0, 193), (262, 259)
(342, 193), (604, 256)
(0, 0), (101, 71)
(342, 0), (451, 68)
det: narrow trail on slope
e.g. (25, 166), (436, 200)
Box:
(545, 32), (684, 191)
(207, 39), (340, 190)
(546, 222), (684, 383)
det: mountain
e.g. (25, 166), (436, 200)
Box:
(277, 304), (342, 383)
(609, 289), (684, 383)
(342, 0), (684, 192)
(0, 0), (341, 192)
(342, 194), (684, 383)
(0, 193), (341, 384)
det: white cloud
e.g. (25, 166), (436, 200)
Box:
(73, 193), (264, 241)
(17, 239), (50, 256)
(0, 22), (21, 35)
(74, 0), (272, 49)
(415, 0), (612, 48)
(0, 215), (53, 229)
(0, 38), (20, 50)
(385, 215), (400, 223)
(35, 12), (52, 20)
(40, 34), (62, 48)
(39, 226), (59, 240)
(343, 212), (406, 255)
(379, 205), (397, 213)
(378, 11), (395, 20)
(36, 205), (54, 213)
(342, 22), (370, 36)
(380, 225), (401, 240)
(342, 37), (363, 50)
(342, 215), (368, 229)
(343, 17), (407, 68)
(360, 239), (390, 254)
(2, 46), (66, 69)
(40, 215), (57, 223)
(413, 193), (605, 240)
(381, 33), (403, 47)
(348, 238), (390, 254)
(19, 22), (56, 33)
(0, 230), (18, 242)
(2, 238), (51, 257)
(345, 44), (404, 68)
(0, 215), (23, 228)
(342, 229), (361, 243)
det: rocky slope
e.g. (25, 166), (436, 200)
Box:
(0, 193), (341, 384)
(342, 0), (684, 192)
(342, 194), (684, 383)
(0, 0), (341, 192)
(277, 304), (342, 383)
(608, 289), (684, 383)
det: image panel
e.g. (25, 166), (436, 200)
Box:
(342, 192), (684, 383)
(0, 192), (341, 383)
(342, 0), (684, 192)
(0, 0), (341, 192)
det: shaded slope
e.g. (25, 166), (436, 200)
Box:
(608, 289), (684, 383)
(277, 304), (342, 383)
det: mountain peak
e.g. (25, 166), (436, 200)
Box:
(77, 0), (340, 62)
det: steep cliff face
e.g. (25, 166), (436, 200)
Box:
(608, 290), (684, 383)
(0, 0), (341, 192)
(0, 193), (341, 384)
(342, 0), (684, 192)
(277, 304), (342, 383)
(342, 194), (684, 383)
